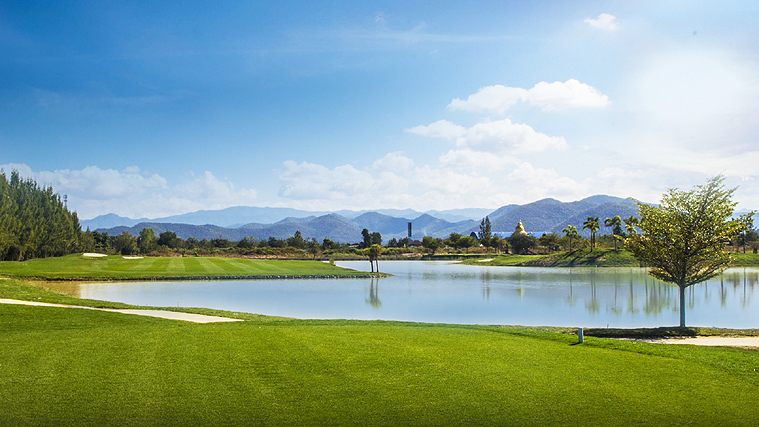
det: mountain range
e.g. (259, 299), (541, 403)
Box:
(91, 195), (643, 243)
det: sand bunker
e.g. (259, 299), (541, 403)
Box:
(83, 253), (107, 258)
(122, 256), (143, 259)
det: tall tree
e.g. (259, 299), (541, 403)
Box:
(137, 228), (157, 254)
(0, 169), (82, 260)
(478, 216), (492, 249)
(582, 216), (600, 251)
(626, 175), (753, 327)
(562, 224), (579, 251)
(604, 215), (623, 250)
(368, 244), (382, 273)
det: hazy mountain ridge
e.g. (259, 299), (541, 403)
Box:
(92, 196), (646, 243)
(485, 196), (639, 237)
(81, 206), (492, 230)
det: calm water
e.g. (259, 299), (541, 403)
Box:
(52, 261), (758, 328)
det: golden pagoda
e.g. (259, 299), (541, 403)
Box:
(514, 219), (528, 235)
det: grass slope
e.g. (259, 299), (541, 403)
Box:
(0, 254), (369, 280)
(1, 300), (758, 426)
(462, 249), (639, 267)
(465, 249), (759, 268)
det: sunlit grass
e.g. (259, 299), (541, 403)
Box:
(0, 254), (369, 280)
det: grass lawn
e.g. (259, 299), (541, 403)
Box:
(462, 248), (640, 267)
(0, 280), (757, 426)
(1, 299), (758, 426)
(464, 249), (759, 268)
(0, 254), (370, 280)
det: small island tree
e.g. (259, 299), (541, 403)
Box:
(626, 175), (753, 328)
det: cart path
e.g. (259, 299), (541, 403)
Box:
(0, 298), (244, 323)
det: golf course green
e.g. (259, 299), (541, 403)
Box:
(1, 257), (758, 426)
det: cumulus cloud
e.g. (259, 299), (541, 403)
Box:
(404, 119), (467, 139)
(175, 171), (257, 205)
(448, 79), (611, 113)
(1, 163), (167, 200)
(407, 118), (567, 154)
(507, 162), (588, 200)
(1, 163), (258, 219)
(372, 152), (415, 173)
(438, 149), (517, 171)
(584, 13), (619, 31)
(279, 161), (378, 200)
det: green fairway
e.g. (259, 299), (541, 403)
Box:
(1, 300), (758, 427)
(0, 254), (370, 280)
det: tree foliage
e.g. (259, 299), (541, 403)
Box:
(604, 215), (623, 250)
(478, 216), (492, 248)
(509, 233), (537, 255)
(582, 216), (600, 251)
(0, 170), (83, 260)
(626, 175), (753, 327)
(562, 224), (579, 251)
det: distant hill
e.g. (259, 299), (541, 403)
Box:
(93, 196), (646, 243)
(485, 196), (639, 237)
(81, 206), (492, 230)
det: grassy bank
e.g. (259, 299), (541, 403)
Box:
(0, 254), (372, 281)
(461, 248), (639, 267)
(463, 249), (759, 268)
(1, 290), (758, 426)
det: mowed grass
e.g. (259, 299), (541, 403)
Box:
(465, 249), (643, 267)
(0, 254), (368, 280)
(1, 301), (758, 427)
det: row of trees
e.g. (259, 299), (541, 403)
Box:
(0, 170), (83, 261)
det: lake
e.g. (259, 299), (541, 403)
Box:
(50, 261), (758, 328)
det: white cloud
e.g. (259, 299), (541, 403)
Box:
(584, 13), (619, 31)
(438, 149), (516, 171)
(404, 119), (466, 139)
(447, 86), (527, 114)
(447, 79), (610, 113)
(279, 161), (378, 200)
(526, 80), (611, 111)
(507, 162), (586, 199)
(1, 163), (258, 219)
(175, 171), (257, 205)
(458, 118), (568, 153)
(2, 164), (167, 200)
(372, 151), (415, 173)
(408, 118), (567, 154)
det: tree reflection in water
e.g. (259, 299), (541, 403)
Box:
(365, 277), (381, 308)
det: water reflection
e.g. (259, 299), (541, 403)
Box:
(41, 262), (759, 328)
(365, 278), (381, 308)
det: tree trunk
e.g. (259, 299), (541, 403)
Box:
(679, 284), (686, 328)
(369, 259), (374, 273)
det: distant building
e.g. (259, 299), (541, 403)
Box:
(514, 219), (528, 235)
(492, 219), (539, 238)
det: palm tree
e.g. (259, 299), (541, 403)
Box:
(583, 216), (600, 251)
(562, 224), (579, 251)
(368, 244), (382, 273)
(623, 215), (639, 236)
(604, 215), (623, 250)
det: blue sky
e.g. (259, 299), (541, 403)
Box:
(2, 1), (759, 220)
